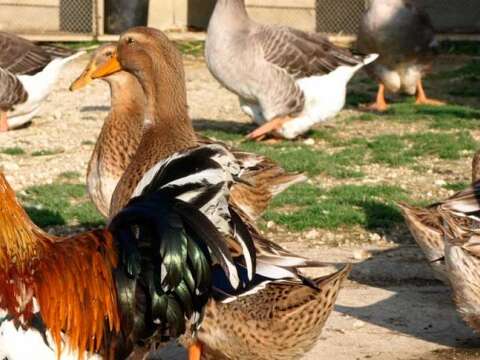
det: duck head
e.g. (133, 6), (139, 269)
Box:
(70, 43), (118, 91)
(90, 27), (188, 124)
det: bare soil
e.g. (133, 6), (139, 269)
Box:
(0, 53), (479, 360)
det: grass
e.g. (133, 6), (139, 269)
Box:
(443, 181), (469, 192)
(31, 148), (64, 157)
(58, 171), (82, 180)
(264, 183), (408, 231)
(1, 147), (26, 156)
(175, 40), (204, 57)
(19, 182), (103, 228)
(50, 40), (101, 51)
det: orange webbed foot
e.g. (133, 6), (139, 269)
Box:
(0, 112), (8, 132)
(360, 101), (388, 113)
(415, 79), (445, 107)
(415, 97), (446, 106)
(246, 116), (292, 141)
(359, 84), (388, 113)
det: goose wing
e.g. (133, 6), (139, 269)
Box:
(0, 32), (53, 75)
(0, 67), (28, 111)
(255, 25), (362, 79)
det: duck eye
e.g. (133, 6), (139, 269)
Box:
(126, 37), (135, 45)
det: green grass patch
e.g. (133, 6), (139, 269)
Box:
(347, 102), (480, 130)
(337, 130), (476, 168)
(19, 183), (103, 228)
(443, 181), (469, 192)
(31, 148), (64, 157)
(50, 41), (101, 51)
(199, 130), (244, 142)
(346, 90), (373, 107)
(265, 183), (408, 231)
(58, 171), (82, 180)
(240, 141), (365, 178)
(435, 60), (480, 80)
(439, 41), (480, 56)
(175, 40), (204, 57)
(404, 131), (476, 160)
(1, 147), (26, 156)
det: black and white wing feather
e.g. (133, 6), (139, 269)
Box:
(109, 144), (255, 337)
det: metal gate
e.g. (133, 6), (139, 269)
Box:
(0, 0), (103, 41)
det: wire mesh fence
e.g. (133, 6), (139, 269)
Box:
(0, 0), (98, 38)
(0, 0), (478, 41)
(315, 0), (366, 35)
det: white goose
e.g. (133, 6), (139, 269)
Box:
(205, 0), (378, 140)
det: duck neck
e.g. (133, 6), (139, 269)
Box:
(472, 151), (480, 183)
(140, 60), (196, 148)
(93, 72), (144, 175)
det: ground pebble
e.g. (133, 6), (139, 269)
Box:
(305, 229), (320, 240)
(353, 320), (366, 329)
(353, 249), (371, 260)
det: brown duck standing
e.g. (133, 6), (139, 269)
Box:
(70, 44), (144, 217)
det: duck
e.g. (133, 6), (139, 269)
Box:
(69, 43), (145, 217)
(398, 150), (480, 285)
(205, 0), (378, 140)
(179, 263), (351, 360)
(70, 44), (306, 220)
(0, 51), (84, 132)
(87, 26), (352, 360)
(418, 180), (480, 333)
(357, 0), (444, 112)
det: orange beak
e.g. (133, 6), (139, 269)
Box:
(91, 52), (122, 79)
(69, 63), (97, 91)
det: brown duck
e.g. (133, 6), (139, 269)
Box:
(399, 150), (480, 284)
(70, 44), (144, 217)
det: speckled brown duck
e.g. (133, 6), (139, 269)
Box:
(423, 180), (480, 333)
(399, 150), (480, 284)
(87, 27), (352, 360)
(357, 0), (444, 111)
(70, 44), (144, 217)
(181, 263), (351, 360)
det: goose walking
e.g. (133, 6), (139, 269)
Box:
(205, 0), (378, 140)
(357, 0), (444, 111)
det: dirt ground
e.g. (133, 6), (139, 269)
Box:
(0, 53), (479, 360)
